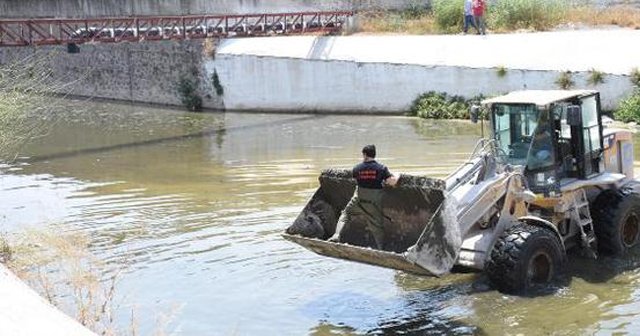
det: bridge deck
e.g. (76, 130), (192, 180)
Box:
(0, 11), (353, 47)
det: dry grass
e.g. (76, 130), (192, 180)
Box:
(3, 230), (176, 336)
(564, 6), (640, 29)
(0, 51), (80, 162)
(5, 230), (122, 335)
(354, 6), (640, 35)
(357, 10), (437, 35)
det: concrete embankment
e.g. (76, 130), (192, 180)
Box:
(0, 0), (415, 18)
(210, 29), (640, 112)
(0, 40), (224, 109)
(0, 29), (639, 113)
(3, 0), (639, 18)
(0, 264), (96, 336)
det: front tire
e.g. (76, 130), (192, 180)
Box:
(486, 223), (565, 294)
(591, 183), (640, 256)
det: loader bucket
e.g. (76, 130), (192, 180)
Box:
(283, 169), (462, 276)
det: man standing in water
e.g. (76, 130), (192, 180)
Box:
(329, 145), (398, 250)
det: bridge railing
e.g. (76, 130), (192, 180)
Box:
(0, 11), (354, 46)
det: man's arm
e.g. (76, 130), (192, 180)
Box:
(384, 174), (399, 187)
(382, 167), (398, 187)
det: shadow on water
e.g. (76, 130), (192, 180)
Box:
(24, 115), (323, 163)
(304, 278), (487, 336)
(566, 248), (640, 284)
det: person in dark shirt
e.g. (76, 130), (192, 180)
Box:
(329, 144), (398, 249)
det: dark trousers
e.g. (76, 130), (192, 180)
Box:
(333, 187), (385, 249)
(463, 14), (476, 33)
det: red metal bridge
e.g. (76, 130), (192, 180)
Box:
(0, 11), (353, 47)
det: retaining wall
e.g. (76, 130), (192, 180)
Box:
(1, 30), (639, 113)
(0, 0), (418, 18)
(209, 31), (640, 113)
(2, 0), (639, 19)
(209, 55), (633, 113)
(0, 40), (223, 110)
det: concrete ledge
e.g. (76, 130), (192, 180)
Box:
(0, 264), (96, 336)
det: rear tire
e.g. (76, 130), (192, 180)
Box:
(486, 223), (565, 294)
(591, 183), (640, 256)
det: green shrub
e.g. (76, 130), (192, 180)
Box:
(409, 91), (483, 119)
(432, 0), (465, 32)
(489, 0), (567, 31)
(177, 76), (203, 112)
(614, 89), (640, 123)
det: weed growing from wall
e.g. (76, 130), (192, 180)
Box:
(212, 70), (224, 96)
(0, 235), (13, 263)
(177, 76), (203, 111)
(496, 66), (508, 78)
(631, 68), (640, 87)
(555, 71), (574, 89)
(587, 69), (605, 85)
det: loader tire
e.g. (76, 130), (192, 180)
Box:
(591, 183), (640, 256)
(486, 223), (565, 294)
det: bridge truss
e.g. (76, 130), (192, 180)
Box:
(0, 11), (353, 47)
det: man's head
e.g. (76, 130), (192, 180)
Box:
(362, 145), (376, 160)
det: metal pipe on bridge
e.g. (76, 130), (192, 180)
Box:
(0, 11), (354, 47)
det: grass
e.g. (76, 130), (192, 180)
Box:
(587, 69), (606, 86)
(490, 0), (568, 31)
(358, 10), (436, 34)
(631, 68), (640, 87)
(2, 229), (175, 336)
(555, 71), (574, 90)
(0, 235), (12, 263)
(564, 6), (640, 29)
(356, 3), (640, 34)
(496, 66), (508, 78)
(614, 89), (640, 123)
(5, 230), (123, 334)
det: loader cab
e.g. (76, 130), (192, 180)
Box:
(485, 90), (604, 195)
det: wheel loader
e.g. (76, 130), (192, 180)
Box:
(283, 90), (640, 293)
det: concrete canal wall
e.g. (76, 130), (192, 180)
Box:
(0, 40), (224, 109)
(210, 30), (640, 112)
(0, 29), (639, 113)
(0, 0), (417, 18)
(0, 264), (96, 336)
(3, 0), (639, 19)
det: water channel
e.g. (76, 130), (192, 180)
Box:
(2, 100), (640, 335)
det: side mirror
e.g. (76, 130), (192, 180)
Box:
(567, 105), (582, 126)
(470, 105), (480, 124)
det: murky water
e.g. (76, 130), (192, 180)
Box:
(2, 101), (640, 335)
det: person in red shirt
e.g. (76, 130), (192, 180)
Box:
(472, 0), (487, 35)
